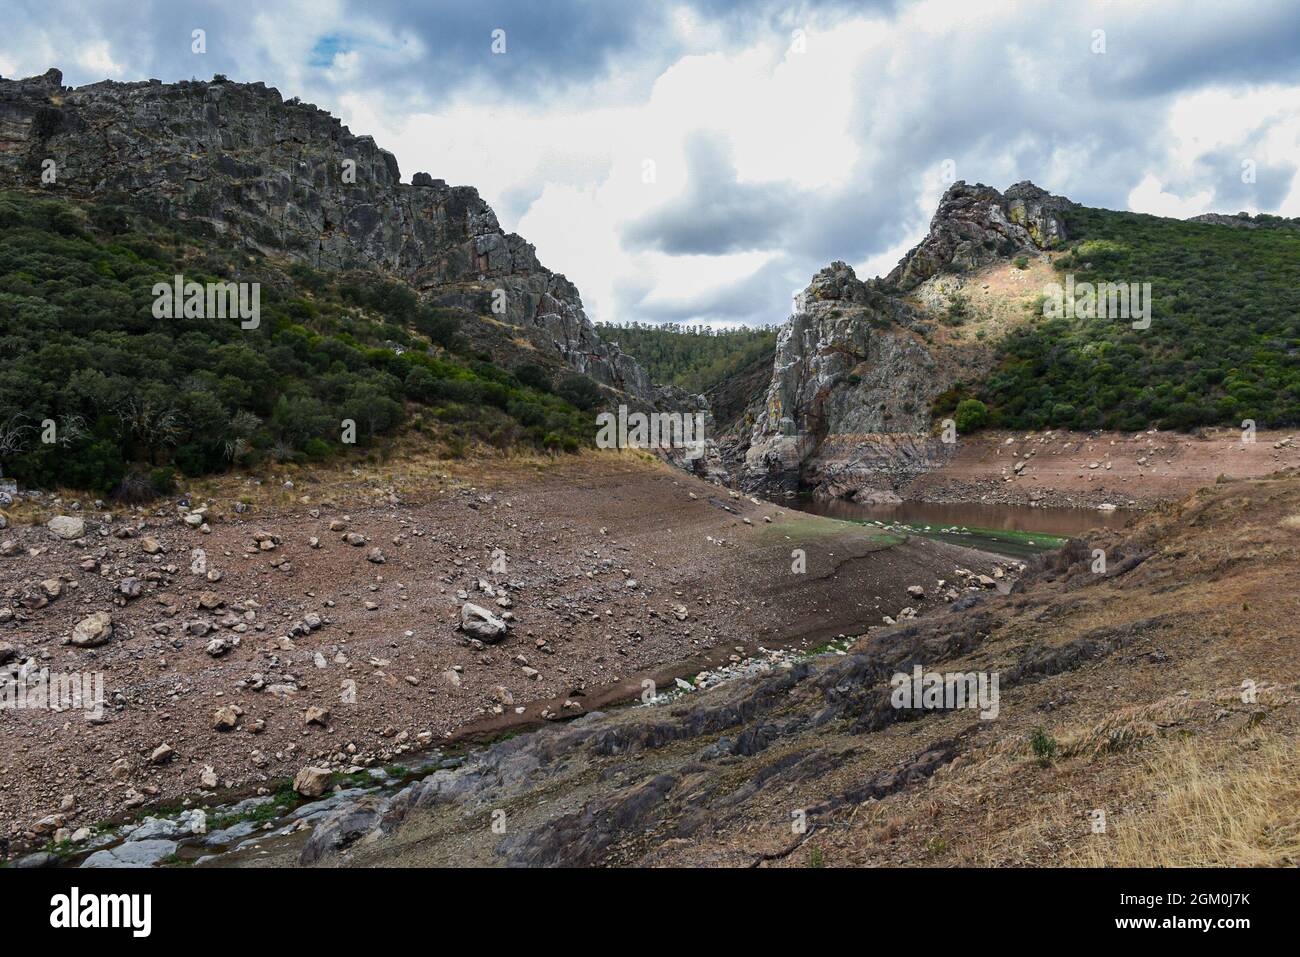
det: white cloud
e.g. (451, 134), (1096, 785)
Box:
(1126, 173), (1214, 219)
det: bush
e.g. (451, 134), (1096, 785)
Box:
(149, 466), (177, 496)
(954, 399), (988, 433)
(555, 374), (603, 411)
(1030, 728), (1058, 767)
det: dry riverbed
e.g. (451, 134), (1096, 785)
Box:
(0, 451), (1014, 859)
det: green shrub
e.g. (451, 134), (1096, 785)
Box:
(954, 398), (988, 432)
(149, 466), (177, 495)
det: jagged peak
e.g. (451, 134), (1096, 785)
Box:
(885, 180), (1072, 291)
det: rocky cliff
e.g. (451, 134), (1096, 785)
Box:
(885, 180), (1071, 290)
(0, 68), (667, 403)
(739, 181), (1071, 499)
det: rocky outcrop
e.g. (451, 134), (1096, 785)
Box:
(885, 181), (1071, 291)
(741, 262), (957, 496)
(0, 68), (666, 401)
(739, 182), (1071, 499)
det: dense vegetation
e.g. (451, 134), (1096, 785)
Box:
(0, 191), (597, 495)
(596, 321), (776, 395)
(951, 206), (1300, 431)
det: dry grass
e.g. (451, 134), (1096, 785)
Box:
(0, 441), (664, 529)
(1070, 730), (1300, 867)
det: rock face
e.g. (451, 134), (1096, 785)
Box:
(885, 180), (1071, 291)
(741, 262), (956, 496)
(739, 182), (1071, 499)
(0, 68), (666, 401)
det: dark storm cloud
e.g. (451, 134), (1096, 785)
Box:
(1188, 146), (1298, 213)
(1085, 0), (1300, 97)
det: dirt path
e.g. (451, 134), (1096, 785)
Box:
(0, 452), (1010, 855)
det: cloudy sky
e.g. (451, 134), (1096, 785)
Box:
(5, 0), (1300, 326)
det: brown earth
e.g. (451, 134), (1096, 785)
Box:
(906, 427), (1300, 509)
(278, 468), (1299, 869)
(0, 449), (1011, 855)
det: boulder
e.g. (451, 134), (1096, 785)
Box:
(71, 611), (113, 647)
(293, 766), (332, 798)
(212, 705), (243, 731)
(47, 515), (85, 540)
(460, 602), (508, 642)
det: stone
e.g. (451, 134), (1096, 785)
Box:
(305, 705), (330, 726)
(212, 705), (243, 731)
(150, 743), (175, 764)
(82, 839), (178, 868)
(293, 766), (332, 798)
(460, 602), (508, 642)
(71, 611), (113, 647)
(47, 515), (85, 539)
(298, 795), (388, 865)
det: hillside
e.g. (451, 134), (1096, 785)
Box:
(0, 190), (597, 494)
(595, 322), (777, 397)
(976, 205), (1300, 431)
(0, 68), (685, 427)
(731, 181), (1300, 502)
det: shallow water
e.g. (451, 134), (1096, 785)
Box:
(792, 498), (1136, 557)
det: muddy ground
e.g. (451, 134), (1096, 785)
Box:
(0, 452), (1012, 855)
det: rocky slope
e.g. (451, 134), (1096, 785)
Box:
(0, 68), (668, 404)
(0, 452), (1011, 857)
(737, 181), (1072, 499)
(270, 469), (1298, 868)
